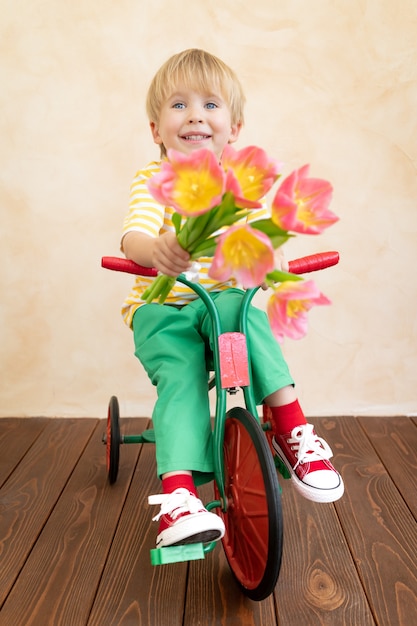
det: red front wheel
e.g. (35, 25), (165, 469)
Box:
(216, 407), (283, 601)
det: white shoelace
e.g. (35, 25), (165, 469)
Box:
(288, 423), (333, 470)
(148, 488), (204, 522)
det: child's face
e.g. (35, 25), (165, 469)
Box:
(150, 85), (241, 160)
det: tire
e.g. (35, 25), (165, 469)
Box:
(217, 407), (283, 601)
(106, 395), (120, 484)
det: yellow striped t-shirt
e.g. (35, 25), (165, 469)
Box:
(121, 160), (269, 327)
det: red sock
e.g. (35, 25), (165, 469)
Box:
(267, 399), (307, 436)
(162, 473), (198, 497)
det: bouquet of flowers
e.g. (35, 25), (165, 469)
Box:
(142, 145), (338, 342)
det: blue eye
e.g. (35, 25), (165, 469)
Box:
(206, 102), (217, 109)
(172, 102), (185, 109)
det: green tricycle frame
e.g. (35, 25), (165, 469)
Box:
(101, 251), (339, 601)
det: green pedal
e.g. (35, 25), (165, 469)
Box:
(150, 543), (205, 565)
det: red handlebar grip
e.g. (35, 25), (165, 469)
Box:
(287, 251), (339, 275)
(101, 256), (158, 277)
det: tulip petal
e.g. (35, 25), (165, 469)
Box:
(209, 224), (275, 287)
(267, 279), (331, 342)
(222, 144), (282, 206)
(271, 165), (338, 234)
(147, 149), (225, 216)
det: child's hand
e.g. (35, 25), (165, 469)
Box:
(260, 247), (289, 290)
(152, 232), (191, 277)
(274, 247), (289, 272)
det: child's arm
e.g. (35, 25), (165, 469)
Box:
(122, 231), (191, 277)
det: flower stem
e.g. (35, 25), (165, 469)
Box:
(141, 274), (176, 304)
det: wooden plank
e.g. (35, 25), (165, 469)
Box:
(357, 416), (417, 519)
(275, 481), (376, 625)
(272, 415), (376, 626)
(330, 416), (417, 626)
(0, 418), (143, 626)
(185, 482), (278, 625)
(0, 418), (48, 488)
(0, 418), (97, 608)
(186, 547), (277, 626)
(87, 425), (188, 626)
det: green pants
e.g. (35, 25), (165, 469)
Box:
(132, 288), (294, 480)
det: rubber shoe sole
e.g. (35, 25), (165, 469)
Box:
(156, 510), (225, 548)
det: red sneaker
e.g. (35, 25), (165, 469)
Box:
(148, 488), (225, 548)
(272, 424), (344, 503)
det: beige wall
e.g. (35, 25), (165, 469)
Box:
(1, 1), (416, 418)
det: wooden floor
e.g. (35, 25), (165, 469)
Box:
(0, 415), (416, 626)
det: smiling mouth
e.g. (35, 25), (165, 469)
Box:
(181, 134), (211, 141)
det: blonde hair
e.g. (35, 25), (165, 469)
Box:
(146, 49), (245, 156)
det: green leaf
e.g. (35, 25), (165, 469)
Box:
(172, 212), (182, 235)
(266, 270), (303, 284)
(220, 191), (237, 214)
(190, 236), (218, 258)
(251, 219), (293, 248)
(179, 211), (214, 250)
(181, 194), (250, 256)
(250, 218), (286, 235)
(196, 194), (242, 238)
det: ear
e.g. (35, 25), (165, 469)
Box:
(150, 121), (163, 145)
(228, 122), (242, 144)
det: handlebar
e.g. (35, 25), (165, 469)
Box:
(101, 256), (158, 276)
(287, 251), (339, 274)
(101, 251), (339, 277)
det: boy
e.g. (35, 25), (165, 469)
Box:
(121, 49), (344, 549)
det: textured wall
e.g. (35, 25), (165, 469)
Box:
(1, 1), (416, 417)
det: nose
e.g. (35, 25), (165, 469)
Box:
(187, 106), (203, 123)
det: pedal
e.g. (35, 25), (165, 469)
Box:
(150, 543), (205, 565)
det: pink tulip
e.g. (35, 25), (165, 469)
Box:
(209, 224), (275, 287)
(271, 165), (338, 234)
(147, 149), (225, 216)
(222, 145), (282, 208)
(267, 279), (331, 342)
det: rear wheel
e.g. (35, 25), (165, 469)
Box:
(106, 396), (120, 484)
(217, 407), (283, 601)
